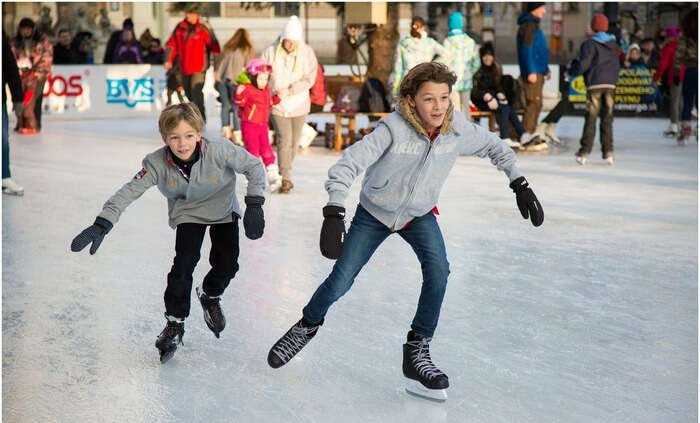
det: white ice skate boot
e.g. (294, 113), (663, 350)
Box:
(575, 153), (587, 165)
(232, 130), (244, 147)
(266, 163), (282, 193)
(544, 122), (561, 144)
(403, 331), (448, 402)
(2, 178), (24, 196)
(664, 122), (680, 138)
(503, 138), (522, 149)
(603, 153), (614, 165)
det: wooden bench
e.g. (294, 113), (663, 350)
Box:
(471, 109), (526, 134)
(312, 111), (390, 150)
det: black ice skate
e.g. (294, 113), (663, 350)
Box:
(403, 330), (449, 402)
(155, 314), (185, 363)
(267, 318), (323, 368)
(196, 286), (226, 338)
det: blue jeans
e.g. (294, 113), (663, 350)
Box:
(303, 205), (451, 337)
(681, 67), (697, 121)
(2, 101), (10, 179)
(497, 104), (525, 139)
(215, 80), (239, 130)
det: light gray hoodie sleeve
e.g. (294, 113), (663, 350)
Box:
(325, 123), (393, 206)
(98, 158), (158, 225)
(224, 144), (267, 197)
(288, 45), (318, 95)
(462, 121), (522, 182)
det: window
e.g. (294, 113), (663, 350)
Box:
(274, 2), (299, 17)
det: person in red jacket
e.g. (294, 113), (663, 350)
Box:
(234, 58), (282, 192)
(653, 26), (685, 138)
(164, 5), (220, 122)
(309, 63), (327, 113)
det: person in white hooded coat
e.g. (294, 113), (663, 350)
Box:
(262, 15), (318, 194)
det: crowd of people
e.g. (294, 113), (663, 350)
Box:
(2, 4), (698, 197)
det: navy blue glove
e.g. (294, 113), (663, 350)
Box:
(71, 217), (113, 255)
(320, 205), (346, 259)
(243, 196), (265, 239)
(510, 177), (544, 227)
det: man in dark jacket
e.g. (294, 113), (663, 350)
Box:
(164, 5), (220, 121)
(568, 14), (620, 165)
(2, 31), (25, 195)
(53, 29), (79, 64)
(516, 3), (550, 145)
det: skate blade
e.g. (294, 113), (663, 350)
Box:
(405, 380), (447, 402)
(159, 347), (176, 364)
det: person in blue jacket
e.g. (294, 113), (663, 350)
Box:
(516, 2), (550, 146)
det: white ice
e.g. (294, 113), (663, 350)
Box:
(2, 115), (697, 422)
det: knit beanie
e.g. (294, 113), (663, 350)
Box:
(479, 42), (495, 58)
(448, 12), (463, 31)
(665, 25), (681, 38)
(526, 3), (545, 13)
(281, 15), (303, 42)
(591, 14), (609, 33)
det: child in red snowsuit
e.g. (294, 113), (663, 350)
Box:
(233, 58), (282, 192)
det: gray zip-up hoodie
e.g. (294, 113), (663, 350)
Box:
(99, 136), (266, 229)
(325, 99), (522, 230)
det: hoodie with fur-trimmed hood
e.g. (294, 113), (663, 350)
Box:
(261, 16), (318, 118)
(324, 96), (522, 230)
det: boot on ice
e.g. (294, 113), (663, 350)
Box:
(403, 330), (449, 402)
(156, 314), (185, 363)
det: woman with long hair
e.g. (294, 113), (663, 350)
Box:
(214, 28), (253, 144)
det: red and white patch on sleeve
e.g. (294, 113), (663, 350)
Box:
(133, 168), (148, 180)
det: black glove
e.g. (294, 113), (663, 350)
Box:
(71, 217), (113, 255)
(509, 177), (544, 227)
(320, 205), (346, 259)
(243, 195), (265, 240)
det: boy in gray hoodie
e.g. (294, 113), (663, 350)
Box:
(267, 62), (544, 401)
(70, 103), (267, 363)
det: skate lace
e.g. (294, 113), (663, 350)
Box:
(273, 324), (315, 362)
(202, 296), (223, 322)
(163, 322), (184, 346)
(408, 338), (444, 380)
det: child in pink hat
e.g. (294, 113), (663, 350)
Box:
(234, 58), (282, 192)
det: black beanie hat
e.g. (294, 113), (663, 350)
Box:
(526, 3), (546, 13)
(479, 42), (495, 58)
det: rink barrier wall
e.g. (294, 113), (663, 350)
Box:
(4, 64), (560, 121)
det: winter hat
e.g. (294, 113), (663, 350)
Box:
(247, 58), (272, 75)
(479, 42), (495, 58)
(122, 18), (134, 30)
(526, 3), (545, 13)
(448, 12), (463, 31)
(591, 14), (609, 33)
(665, 25), (681, 38)
(281, 15), (303, 42)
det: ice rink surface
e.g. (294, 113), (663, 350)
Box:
(2, 115), (697, 422)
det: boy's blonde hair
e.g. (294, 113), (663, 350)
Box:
(158, 103), (205, 135)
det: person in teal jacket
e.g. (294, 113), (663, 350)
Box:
(267, 62), (544, 401)
(516, 3), (550, 134)
(442, 12), (480, 116)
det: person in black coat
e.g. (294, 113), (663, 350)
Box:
(53, 28), (79, 64)
(472, 43), (541, 149)
(2, 31), (25, 195)
(103, 18), (133, 64)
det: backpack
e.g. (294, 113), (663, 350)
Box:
(331, 84), (362, 113)
(358, 78), (390, 113)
